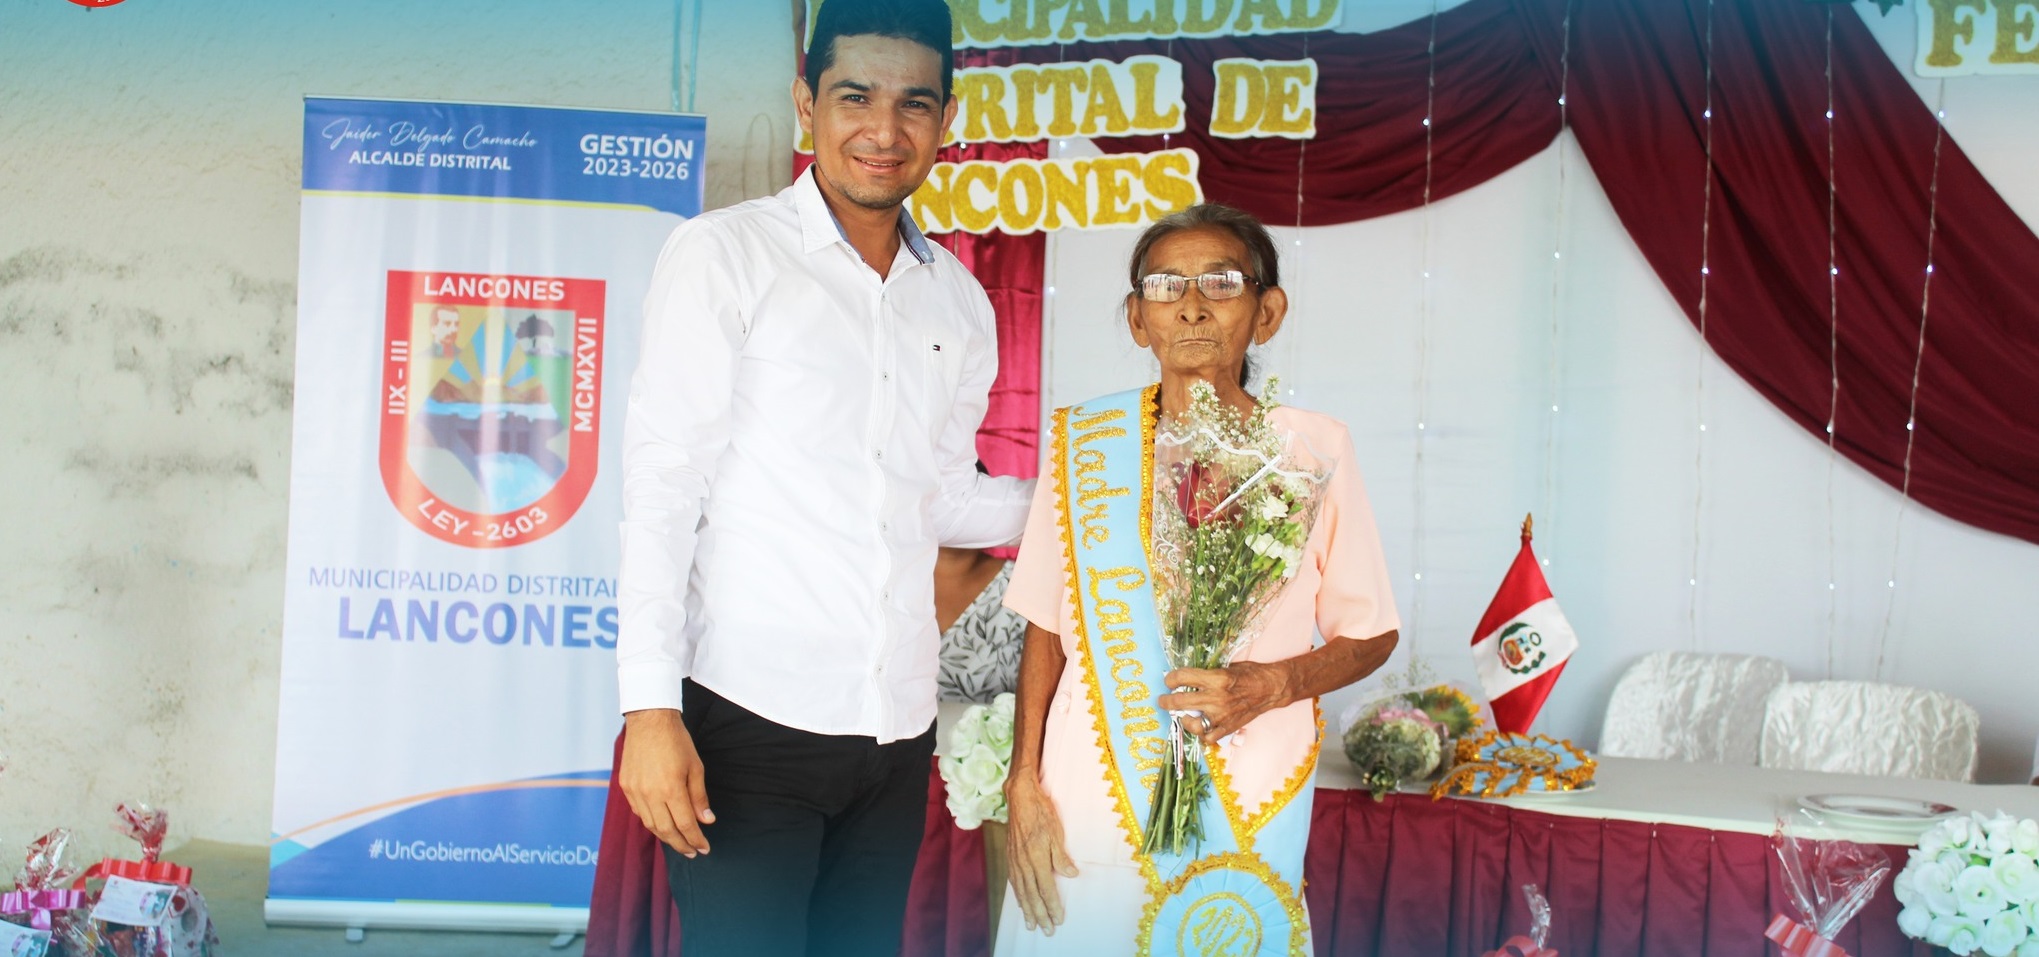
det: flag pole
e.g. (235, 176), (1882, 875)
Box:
(1521, 513), (1534, 542)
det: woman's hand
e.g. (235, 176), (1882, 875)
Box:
(1158, 661), (1296, 742)
(1006, 772), (1079, 935)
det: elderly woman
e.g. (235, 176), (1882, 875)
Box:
(995, 204), (1401, 954)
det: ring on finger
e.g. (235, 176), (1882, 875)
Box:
(1198, 714), (1213, 734)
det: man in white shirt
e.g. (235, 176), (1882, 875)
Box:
(614, 1), (1032, 953)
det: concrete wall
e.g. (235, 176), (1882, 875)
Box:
(0, 0), (795, 851)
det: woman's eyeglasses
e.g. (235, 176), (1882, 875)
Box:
(1137, 271), (1260, 303)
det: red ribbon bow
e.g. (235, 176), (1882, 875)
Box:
(1766, 914), (1847, 957)
(1482, 936), (1557, 957)
(73, 857), (195, 888)
(0, 887), (86, 930)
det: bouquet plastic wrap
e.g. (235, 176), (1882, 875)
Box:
(1482, 883), (1557, 957)
(1892, 810), (2039, 957)
(1143, 379), (1331, 854)
(1, 830), (88, 957)
(1340, 660), (1486, 800)
(938, 693), (1016, 830)
(1766, 812), (1891, 957)
(55, 805), (216, 957)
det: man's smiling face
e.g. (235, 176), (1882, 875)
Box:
(795, 34), (956, 212)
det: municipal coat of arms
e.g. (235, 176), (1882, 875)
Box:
(378, 270), (604, 548)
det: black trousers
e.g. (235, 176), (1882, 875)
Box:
(664, 679), (936, 957)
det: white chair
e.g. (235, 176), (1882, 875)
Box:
(1599, 652), (1790, 765)
(1760, 681), (1980, 782)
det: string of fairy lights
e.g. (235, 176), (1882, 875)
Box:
(1687, 0), (1717, 652)
(1874, 79), (1949, 683)
(1540, 0), (1575, 573)
(1822, 6), (1842, 679)
(1407, 0), (1441, 653)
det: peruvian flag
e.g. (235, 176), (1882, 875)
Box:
(1470, 516), (1579, 733)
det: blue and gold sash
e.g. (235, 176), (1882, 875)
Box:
(1053, 385), (1314, 957)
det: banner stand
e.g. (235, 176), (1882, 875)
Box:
(268, 96), (703, 936)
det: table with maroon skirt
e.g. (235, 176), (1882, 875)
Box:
(587, 722), (2039, 957)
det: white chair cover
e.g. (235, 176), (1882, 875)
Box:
(1599, 652), (1789, 765)
(1760, 681), (1980, 782)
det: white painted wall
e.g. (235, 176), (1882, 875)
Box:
(0, 0), (2030, 862)
(0, 0), (795, 850)
(1042, 1), (2039, 784)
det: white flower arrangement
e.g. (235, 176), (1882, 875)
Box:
(1894, 811), (2039, 957)
(937, 692), (1016, 830)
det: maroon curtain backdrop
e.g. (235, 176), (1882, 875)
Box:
(1511, 0), (2039, 545)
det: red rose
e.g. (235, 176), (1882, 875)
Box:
(1175, 461), (1223, 529)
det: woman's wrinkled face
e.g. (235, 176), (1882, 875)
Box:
(1125, 227), (1285, 380)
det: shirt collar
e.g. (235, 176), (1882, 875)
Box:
(793, 166), (936, 266)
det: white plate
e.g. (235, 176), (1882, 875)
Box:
(1797, 793), (1958, 827)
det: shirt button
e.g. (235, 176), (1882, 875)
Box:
(880, 522), (889, 533)
(874, 449), (884, 461)
(882, 372), (891, 381)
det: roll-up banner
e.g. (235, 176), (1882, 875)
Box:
(269, 97), (703, 935)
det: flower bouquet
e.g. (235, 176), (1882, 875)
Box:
(1341, 661), (1486, 800)
(1143, 380), (1331, 855)
(938, 692), (1016, 830)
(1893, 811), (2039, 957)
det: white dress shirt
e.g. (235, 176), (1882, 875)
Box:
(618, 168), (1034, 743)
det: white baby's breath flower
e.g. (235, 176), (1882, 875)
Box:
(1256, 495), (1287, 522)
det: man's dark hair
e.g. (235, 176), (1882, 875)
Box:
(804, 0), (956, 102)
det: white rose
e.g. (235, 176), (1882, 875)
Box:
(960, 743), (1007, 792)
(1924, 826), (1955, 858)
(951, 707), (989, 752)
(1981, 912), (2030, 957)
(1899, 904), (1934, 938)
(948, 791), (983, 830)
(1995, 853), (2039, 904)
(1960, 865), (2013, 920)
(991, 692), (1017, 720)
(1953, 850), (1987, 872)
(1898, 865), (1923, 907)
(2018, 938), (2039, 957)
(1922, 863), (1966, 918)
(1951, 818), (1979, 849)
(984, 712), (1015, 751)
(1934, 915), (1985, 955)
(2015, 820), (2039, 857)
(1990, 818), (2020, 856)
